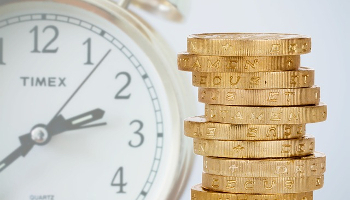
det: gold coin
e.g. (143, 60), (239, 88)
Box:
(191, 184), (314, 200)
(205, 103), (327, 124)
(192, 67), (314, 89)
(202, 173), (324, 194)
(193, 135), (315, 158)
(203, 152), (326, 177)
(184, 116), (306, 140)
(199, 86), (320, 106)
(178, 52), (300, 72)
(187, 33), (311, 56)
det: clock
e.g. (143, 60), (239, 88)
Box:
(0, 0), (195, 199)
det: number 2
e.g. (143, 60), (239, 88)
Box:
(115, 72), (131, 99)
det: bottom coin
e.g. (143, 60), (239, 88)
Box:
(202, 173), (324, 194)
(191, 184), (314, 200)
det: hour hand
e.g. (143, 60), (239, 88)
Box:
(47, 108), (106, 136)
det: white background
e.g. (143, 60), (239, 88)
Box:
(131, 0), (350, 199)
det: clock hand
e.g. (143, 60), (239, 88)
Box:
(51, 49), (111, 119)
(1, 49), (110, 174)
(0, 134), (34, 173)
(47, 108), (106, 136)
(0, 108), (106, 174)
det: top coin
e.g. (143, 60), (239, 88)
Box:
(187, 33), (311, 56)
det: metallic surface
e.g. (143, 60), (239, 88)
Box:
(187, 33), (311, 56)
(198, 86), (320, 106)
(193, 135), (315, 158)
(131, 0), (190, 22)
(192, 67), (314, 89)
(184, 116), (306, 140)
(202, 173), (324, 194)
(205, 103), (327, 124)
(203, 152), (326, 177)
(191, 184), (314, 200)
(178, 53), (300, 72)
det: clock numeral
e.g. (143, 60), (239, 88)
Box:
(30, 26), (39, 53)
(30, 25), (59, 53)
(129, 120), (144, 148)
(0, 38), (5, 65)
(83, 38), (93, 65)
(111, 167), (127, 193)
(115, 72), (131, 99)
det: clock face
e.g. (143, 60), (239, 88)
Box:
(0, 1), (184, 200)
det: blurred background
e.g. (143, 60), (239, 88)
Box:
(131, 0), (350, 199)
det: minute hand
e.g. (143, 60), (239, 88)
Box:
(0, 134), (33, 173)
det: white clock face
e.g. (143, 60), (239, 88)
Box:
(0, 1), (181, 200)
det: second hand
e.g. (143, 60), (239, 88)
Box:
(50, 49), (112, 121)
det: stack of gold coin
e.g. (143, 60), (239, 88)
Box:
(178, 33), (327, 199)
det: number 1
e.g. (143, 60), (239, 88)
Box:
(83, 38), (93, 65)
(30, 26), (40, 53)
(0, 38), (5, 65)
